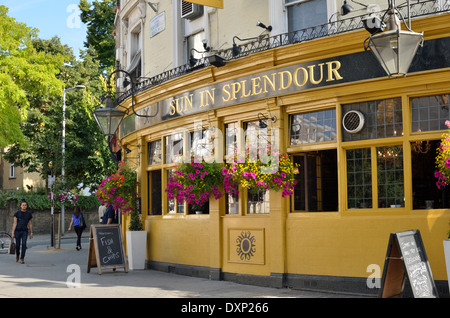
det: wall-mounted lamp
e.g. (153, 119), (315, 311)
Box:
(206, 54), (226, 67)
(147, 2), (159, 12)
(232, 35), (263, 57)
(257, 21), (272, 32)
(202, 39), (211, 52)
(189, 48), (207, 67)
(363, 0), (423, 77)
(341, 0), (354, 15)
(258, 113), (276, 129)
(93, 69), (158, 137)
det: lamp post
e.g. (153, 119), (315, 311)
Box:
(93, 69), (158, 138)
(364, 0), (423, 77)
(61, 85), (85, 236)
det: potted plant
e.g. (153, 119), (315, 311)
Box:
(165, 156), (224, 213)
(97, 162), (146, 270)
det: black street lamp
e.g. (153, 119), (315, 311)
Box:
(93, 69), (158, 137)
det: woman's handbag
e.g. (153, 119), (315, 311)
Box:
(9, 241), (15, 255)
(79, 213), (86, 230)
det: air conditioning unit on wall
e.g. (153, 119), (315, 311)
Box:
(181, 1), (203, 20)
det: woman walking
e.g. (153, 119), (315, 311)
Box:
(68, 206), (85, 250)
(11, 200), (33, 264)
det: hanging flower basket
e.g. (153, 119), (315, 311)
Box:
(165, 156), (224, 209)
(48, 190), (78, 205)
(96, 161), (142, 231)
(223, 147), (298, 197)
(435, 120), (450, 189)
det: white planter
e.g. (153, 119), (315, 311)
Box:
(444, 239), (450, 291)
(126, 231), (147, 270)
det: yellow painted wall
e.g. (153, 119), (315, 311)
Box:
(119, 14), (450, 284)
(286, 211), (450, 280)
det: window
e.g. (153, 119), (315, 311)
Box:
(285, 0), (328, 32)
(189, 127), (214, 160)
(165, 133), (183, 163)
(345, 145), (405, 209)
(9, 163), (16, 179)
(244, 120), (270, 160)
(248, 189), (270, 214)
(148, 170), (162, 215)
(128, 22), (142, 80)
(167, 170), (184, 213)
(347, 148), (372, 209)
(186, 32), (206, 65)
(377, 145), (404, 208)
(293, 150), (338, 211)
(148, 140), (162, 165)
(244, 120), (271, 214)
(411, 94), (450, 132)
(225, 122), (239, 163)
(290, 109), (337, 144)
(342, 98), (402, 142)
(411, 140), (450, 209)
(226, 191), (239, 214)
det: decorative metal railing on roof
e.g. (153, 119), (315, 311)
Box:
(116, 0), (449, 105)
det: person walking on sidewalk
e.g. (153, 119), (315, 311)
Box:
(68, 206), (86, 250)
(11, 200), (33, 264)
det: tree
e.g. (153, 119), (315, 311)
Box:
(79, 0), (116, 70)
(0, 5), (64, 148)
(4, 36), (116, 192)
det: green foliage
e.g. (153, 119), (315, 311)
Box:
(4, 36), (115, 192)
(79, 0), (116, 70)
(0, 5), (64, 148)
(0, 189), (101, 211)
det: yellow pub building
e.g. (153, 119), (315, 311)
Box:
(110, 0), (450, 296)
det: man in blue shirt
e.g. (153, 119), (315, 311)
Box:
(101, 202), (117, 224)
(12, 200), (33, 263)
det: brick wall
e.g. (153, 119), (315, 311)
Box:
(0, 199), (102, 234)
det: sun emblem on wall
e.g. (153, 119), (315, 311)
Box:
(236, 231), (256, 261)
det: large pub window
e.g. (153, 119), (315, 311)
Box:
(244, 120), (270, 214)
(289, 109), (338, 212)
(225, 122), (239, 214)
(147, 140), (162, 215)
(343, 98), (405, 210)
(411, 94), (450, 209)
(292, 150), (338, 211)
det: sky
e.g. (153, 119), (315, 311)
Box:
(2, 0), (91, 59)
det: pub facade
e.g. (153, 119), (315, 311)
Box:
(112, 0), (450, 295)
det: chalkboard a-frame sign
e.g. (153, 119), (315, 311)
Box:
(379, 230), (438, 298)
(87, 224), (128, 275)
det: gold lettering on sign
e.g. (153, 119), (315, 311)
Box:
(326, 61), (343, 82)
(278, 71), (292, 90)
(172, 60), (344, 117)
(263, 73), (276, 93)
(308, 63), (324, 85)
(200, 88), (215, 107)
(293, 67), (308, 87)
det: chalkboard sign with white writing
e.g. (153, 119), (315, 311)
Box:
(87, 224), (128, 275)
(379, 230), (438, 298)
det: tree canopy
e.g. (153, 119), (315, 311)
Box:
(79, 0), (116, 70)
(1, 5), (116, 192)
(0, 5), (64, 148)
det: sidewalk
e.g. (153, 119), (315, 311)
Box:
(0, 234), (367, 299)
